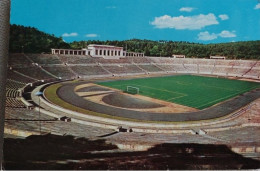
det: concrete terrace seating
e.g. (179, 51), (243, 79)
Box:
(5, 98), (25, 108)
(7, 70), (36, 83)
(6, 53), (260, 84)
(156, 64), (177, 72)
(182, 59), (197, 65)
(6, 89), (20, 98)
(6, 79), (26, 90)
(97, 57), (131, 64)
(5, 107), (54, 120)
(58, 55), (97, 64)
(70, 65), (108, 76)
(244, 69), (260, 78)
(197, 59), (215, 66)
(13, 66), (54, 80)
(26, 54), (63, 65)
(8, 53), (32, 67)
(130, 57), (152, 64)
(212, 66), (229, 75)
(149, 57), (175, 64)
(138, 64), (163, 72)
(231, 68), (249, 76)
(42, 66), (75, 79)
(184, 64), (198, 73)
(199, 66), (214, 74)
(104, 65), (144, 74)
(214, 60), (230, 66)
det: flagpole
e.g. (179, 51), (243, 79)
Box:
(0, 0), (11, 169)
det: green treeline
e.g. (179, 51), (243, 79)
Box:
(9, 24), (260, 59)
(71, 40), (260, 59)
(9, 24), (70, 53)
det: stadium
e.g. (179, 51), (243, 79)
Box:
(4, 50), (260, 168)
(1, 0), (260, 168)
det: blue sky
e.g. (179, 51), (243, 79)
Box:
(11, 0), (260, 43)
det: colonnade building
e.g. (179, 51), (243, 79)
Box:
(51, 44), (144, 59)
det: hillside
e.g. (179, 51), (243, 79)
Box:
(9, 24), (70, 53)
(71, 39), (260, 59)
(9, 25), (260, 59)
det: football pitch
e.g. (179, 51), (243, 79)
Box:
(97, 75), (260, 109)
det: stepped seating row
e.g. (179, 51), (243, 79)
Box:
(254, 62), (260, 67)
(182, 59), (198, 65)
(26, 53), (62, 64)
(149, 57), (175, 64)
(244, 69), (260, 77)
(184, 64), (198, 73)
(212, 66), (229, 74)
(5, 107), (54, 120)
(8, 53), (32, 66)
(70, 66), (108, 76)
(199, 66), (214, 73)
(230, 68), (249, 76)
(130, 57), (152, 63)
(7, 53), (260, 85)
(97, 57), (131, 64)
(155, 64), (180, 72)
(138, 64), (163, 72)
(42, 66), (75, 79)
(6, 89), (20, 98)
(6, 79), (26, 90)
(7, 70), (36, 83)
(58, 55), (97, 64)
(104, 65), (144, 74)
(215, 60), (256, 67)
(13, 67), (53, 80)
(196, 59), (215, 66)
(5, 97), (25, 108)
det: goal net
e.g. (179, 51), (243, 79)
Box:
(126, 86), (139, 94)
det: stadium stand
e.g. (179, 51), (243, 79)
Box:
(42, 65), (75, 79)
(8, 53), (32, 67)
(6, 79), (25, 90)
(5, 53), (260, 125)
(13, 66), (55, 80)
(58, 54), (97, 64)
(70, 65), (109, 76)
(7, 53), (260, 83)
(26, 53), (62, 65)
(103, 65), (144, 75)
(199, 65), (214, 74)
(5, 98), (25, 108)
(138, 64), (163, 72)
(97, 57), (131, 64)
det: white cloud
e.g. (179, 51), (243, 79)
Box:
(179, 7), (195, 12)
(85, 34), (98, 38)
(150, 13), (219, 30)
(198, 30), (236, 41)
(218, 30), (236, 38)
(62, 32), (78, 37)
(198, 31), (218, 40)
(218, 14), (229, 20)
(254, 3), (260, 9)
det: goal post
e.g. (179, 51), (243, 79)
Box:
(126, 86), (139, 94)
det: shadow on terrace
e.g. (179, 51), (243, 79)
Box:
(3, 134), (260, 170)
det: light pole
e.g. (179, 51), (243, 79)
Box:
(0, 0), (10, 169)
(35, 91), (43, 134)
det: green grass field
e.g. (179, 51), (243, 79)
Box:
(97, 75), (260, 110)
